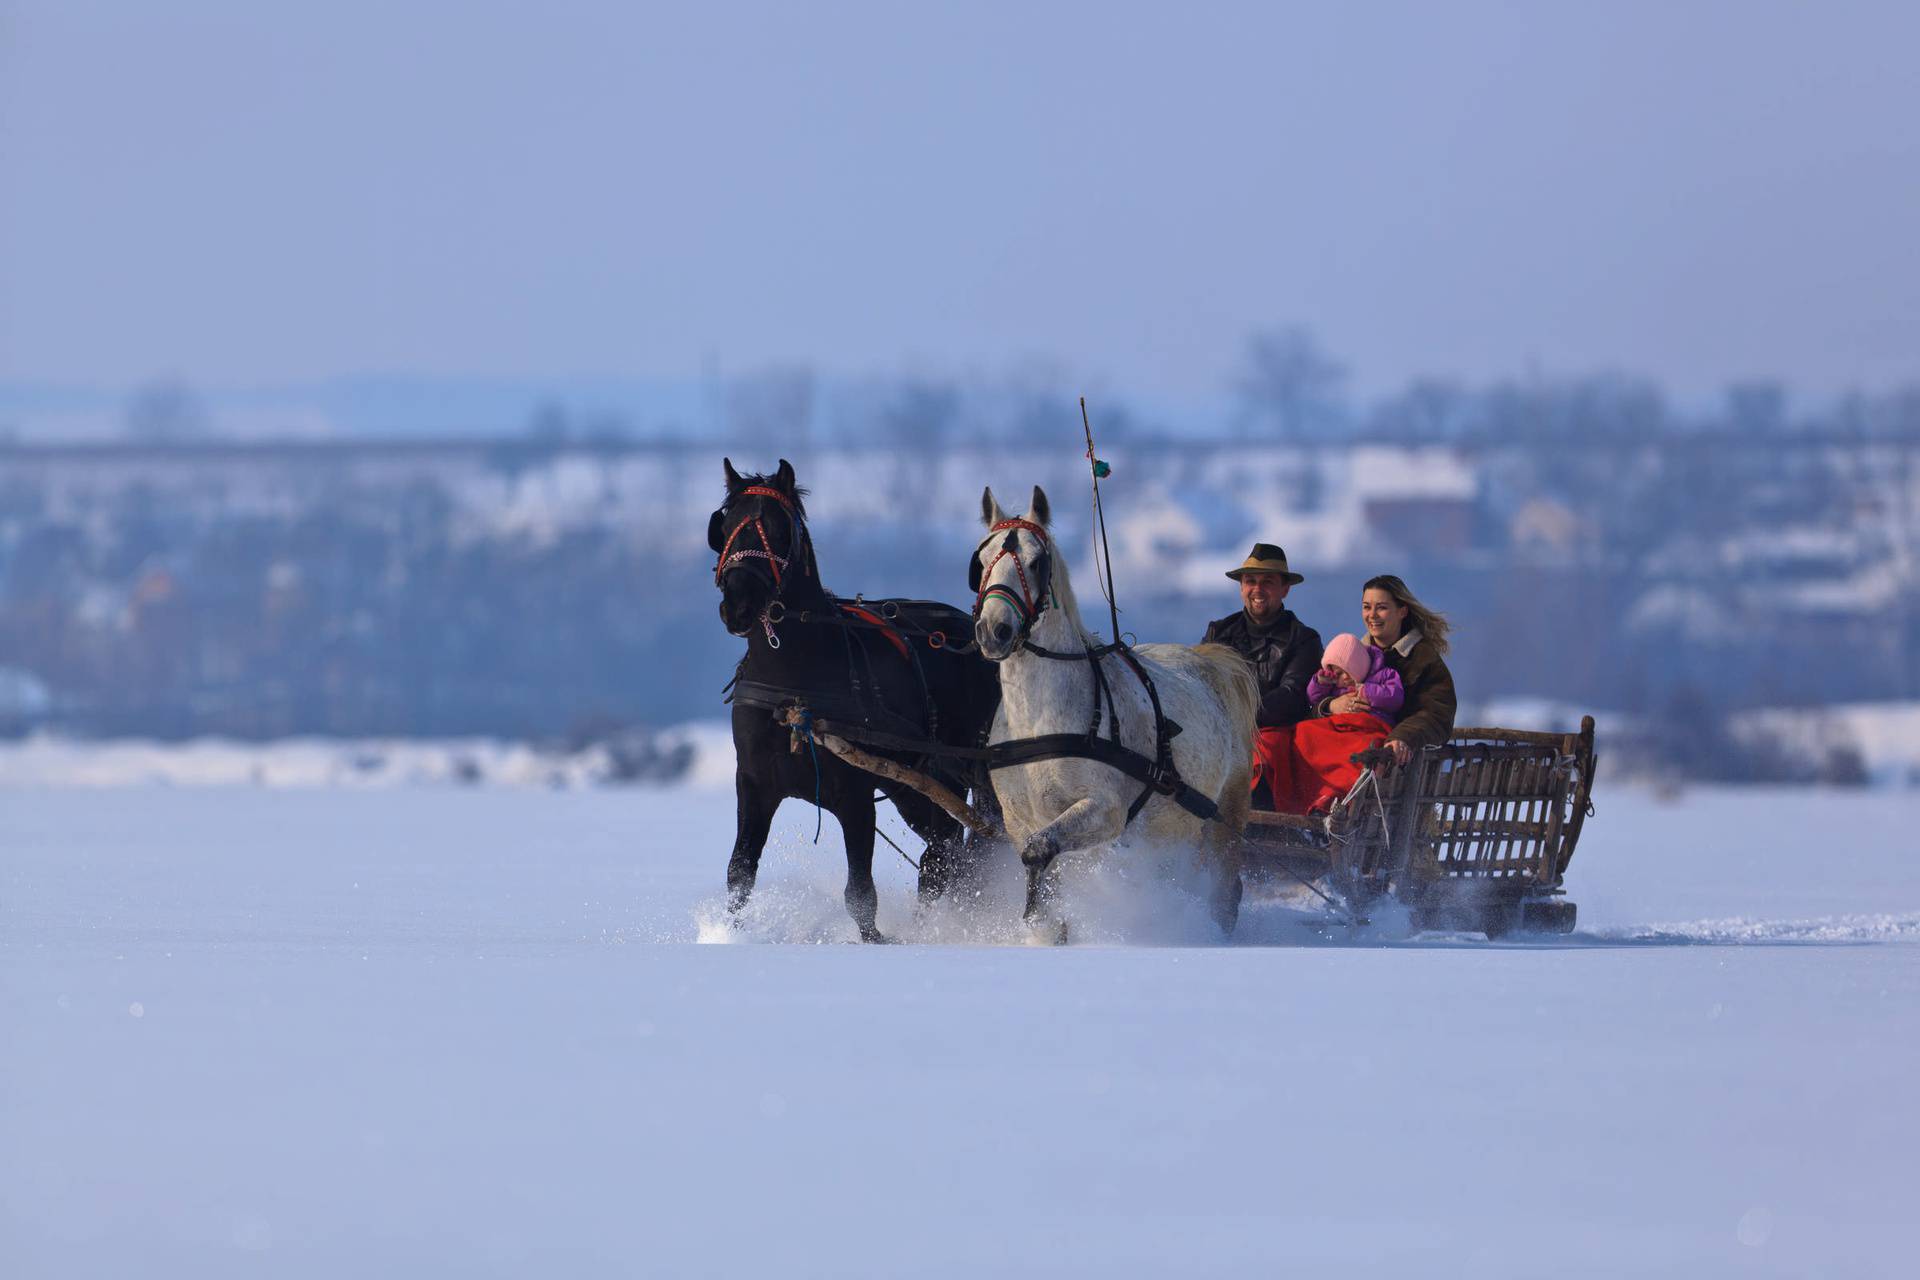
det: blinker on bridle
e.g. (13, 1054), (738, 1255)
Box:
(972, 517), (1052, 629)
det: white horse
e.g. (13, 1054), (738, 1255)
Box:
(970, 486), (1260, 937)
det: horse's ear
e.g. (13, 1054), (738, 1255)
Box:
(1030, 486), (1051, 527)
(707, 509), (725, 553)
(774, 458), (795, 491)
(981, 486), (1004, 528)
(723, 457), (742, 490)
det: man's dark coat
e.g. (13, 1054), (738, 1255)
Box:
(1200, 608), (1323, 729)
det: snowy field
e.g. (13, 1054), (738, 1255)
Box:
(4, 767), (1917, 1277)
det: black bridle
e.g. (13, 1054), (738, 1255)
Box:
(710, 485), (814, 646)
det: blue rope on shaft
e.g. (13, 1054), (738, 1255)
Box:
(798, 708), (823, 843)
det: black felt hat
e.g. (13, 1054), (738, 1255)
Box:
(1224, 543), (1304, 585)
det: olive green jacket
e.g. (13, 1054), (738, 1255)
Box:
(1368, 629), (1457, 751)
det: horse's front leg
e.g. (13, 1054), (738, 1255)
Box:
(883, 786), (964, 905)
(726, 770), (778, 915)
(830, 791), (887, 943)
(1019, 795), (1127, 923)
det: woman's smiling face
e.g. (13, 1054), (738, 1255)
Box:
(1362, 587), (1409, 646)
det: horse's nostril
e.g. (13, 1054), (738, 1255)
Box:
(993, 622), (1013, 644)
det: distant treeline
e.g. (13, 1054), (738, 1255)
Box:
(8, 329), (1920, 450)
(2, 358), (1918, 783)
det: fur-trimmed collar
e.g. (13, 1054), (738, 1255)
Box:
(1367, 628), (1422, 657)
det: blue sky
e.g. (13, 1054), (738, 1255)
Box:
(2, 0), (1916, 400)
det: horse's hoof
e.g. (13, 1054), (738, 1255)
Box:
(1022, 918), (1069, 946)
(859, 927), (892, 944)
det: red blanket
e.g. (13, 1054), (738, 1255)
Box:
(1252, 713), (1393, 814)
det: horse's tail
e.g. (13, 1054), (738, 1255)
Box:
(1190, 643), (1261, 747)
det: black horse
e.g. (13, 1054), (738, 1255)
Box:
(710, 458), (1000, 942)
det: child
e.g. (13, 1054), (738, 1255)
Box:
(1306, 632), (1405, 725)
(1258, 634), (1405, 815)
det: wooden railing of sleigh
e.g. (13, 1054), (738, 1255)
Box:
(1243, 716), (1597, 937)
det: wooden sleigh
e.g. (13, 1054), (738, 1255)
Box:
(1243, 717), (1597, 938)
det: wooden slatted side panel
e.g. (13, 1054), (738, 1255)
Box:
(1427, 742), (1568, 882)
(1438, 749), (1474, 873)
(1556, 716), (1598, 878)
(1491, 751), (1520, 870)
(1370, 721), (1596, 892)
(1520, 750), (1550, 884)
(1380, 748), (1435, 886)
(1442, 755), (1469, 870)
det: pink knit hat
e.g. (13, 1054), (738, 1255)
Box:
(1321, 633), (1373, 685)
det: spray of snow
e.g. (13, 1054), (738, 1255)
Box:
(684, 828), (1435, 947)
(1587, 913), (1920, 946)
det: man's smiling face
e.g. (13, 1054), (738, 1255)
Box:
(1240, 572), (1288, 623)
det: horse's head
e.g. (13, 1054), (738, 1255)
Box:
(710, 457), (812, 637)
(971, 484), (1055, 661)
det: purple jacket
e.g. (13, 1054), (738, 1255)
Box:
(1307, 656), (1405, 725)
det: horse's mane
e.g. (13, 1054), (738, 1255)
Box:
(993, 519), (1092, 639)
(1045, 543), (1089, 635)
(727, 473), (810, 517)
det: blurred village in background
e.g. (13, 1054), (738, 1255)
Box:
(4, 328), (1919, 787)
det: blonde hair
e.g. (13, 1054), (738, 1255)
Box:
(1363, 574), (1451, 657)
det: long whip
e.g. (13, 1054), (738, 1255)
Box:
(1080, 397), (1122, 644)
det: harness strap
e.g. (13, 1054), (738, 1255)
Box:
(1023, 638), (1124, 659)
(838, 604), (910, 660)
(761, 711), (1222, 823)
(986, 734), (1219, 822)
(1022, 636), (1175, 822)
(757, 600), (977, 653)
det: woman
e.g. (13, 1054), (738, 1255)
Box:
(1256, 575), (1458, 813)
(1323, 574), (1457, 766)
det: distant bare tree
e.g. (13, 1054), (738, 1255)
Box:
(1369, 377), (1471, 441)
(726, 366), (816, 451)
(124, 379), (210, 443)
(879, 377), (961, 451)
(1725, 381), (1788, 436)
(526, 400), (571, 443)
(1232, 326), (1347, 440)
(1563, 374), (1668, 441)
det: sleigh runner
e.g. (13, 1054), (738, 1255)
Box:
(1244, 717), (1596, 937)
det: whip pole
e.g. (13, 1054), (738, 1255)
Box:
(1080, 397), (1122, 644)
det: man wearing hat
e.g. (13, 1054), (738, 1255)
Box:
(1201, 543), (1323, 729)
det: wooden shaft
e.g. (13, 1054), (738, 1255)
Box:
(779, 708), (994, 837)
